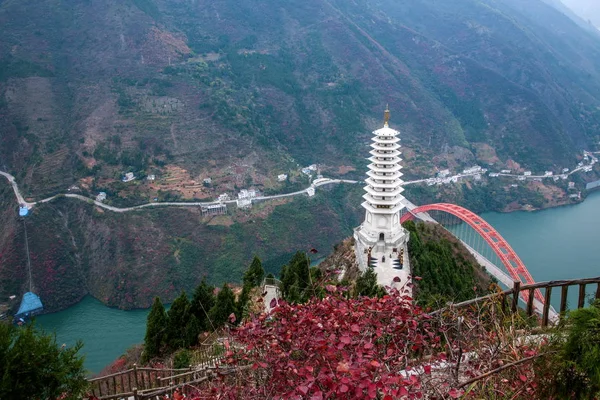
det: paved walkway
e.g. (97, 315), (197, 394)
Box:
(368, 244), (412, 294)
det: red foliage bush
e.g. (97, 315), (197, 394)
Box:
(165, 287), (547, 399)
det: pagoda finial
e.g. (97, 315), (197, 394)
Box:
(384, 104), (390, 127)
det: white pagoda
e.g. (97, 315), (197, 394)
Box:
(354, 106), (410, 285)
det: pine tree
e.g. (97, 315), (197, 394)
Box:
(243, 255), (265, 287)
(290, 251), (310, 291)
(209, 284), (237, 328)
(354, 268), (385, 298)
(190, 278), (216, 332)
(165, 291), (191, 350)
(143, 297), (168, 362)
(185, 314), (202, 347)
(236, 283), (252, 320)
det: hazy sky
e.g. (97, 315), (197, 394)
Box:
(561, 0), (600, 26)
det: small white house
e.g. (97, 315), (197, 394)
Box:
(203, 178), (212, 184)
(501, 169), (511, 174)
(218, 193), (231, 203)
(463, 166), (482, 174)
(147, 175), (156, 181)
(278, 174), (288, 182)
(437, 169), (451, 178)
(562, 168), (569, 173)
(96, 192), (107, 202)
(523, 171), (532, 176)
(237, 198), (252, 209)
(238, 189), (257, 199)
(544, 171), (553, 176)
(307, 187), (316, 197)
(122, 172), (135, 182)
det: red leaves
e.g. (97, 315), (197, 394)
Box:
(297, 385), (309, 395)
(336, 361), (350, 373)
(340, 335), (351, 345)
(187, 287), (547, 399)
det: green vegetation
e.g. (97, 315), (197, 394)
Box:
(279, 251), (323, 303)
(539, 300), (600, 398)
(404, 220), (489, 305)
(143, 297), (167, 362)
(354, 268), (386, 298)
(0, 323), (88, 399)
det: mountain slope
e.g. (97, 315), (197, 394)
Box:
(2, 0), (600, 195)
(3, 0), (600, 310)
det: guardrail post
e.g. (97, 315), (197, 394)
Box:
(133, 387), (138, 400)
(133, 363), (139, 390)
(578, 284), (586, 309)
(542, 287), (552, 328)
(526, 288), (535, 317)
(511, 281), (521, 313)
(560, 285), (568, 315)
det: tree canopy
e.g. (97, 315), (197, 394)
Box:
(143, 297), (167, 362)
(0, 322), (88, 400)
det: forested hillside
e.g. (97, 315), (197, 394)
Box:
(3, 0), (600, 310)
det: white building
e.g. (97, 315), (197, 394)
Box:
(147, 175), (156, 181)
(501, 169), (511, 174)
(96, 192), (107, 202)
(562, 168), (569, 173)
(524, 171), (532, 176)
(353, 107), (410, 289)
(122, 172), (135, 182)
(237, 198), (252, 209)
(437, 169), (450, 178)
(463, 166), (482, 174)
(307, 187), (315, 197)
(238, 189), (257, 199)
(489, 173), (499, 178)
(517, 176), (526, 181)
(278, 174), (288, 182)
(568, 182), (576, 190)
(203, 178), (212, 184)
(544, 171), (553, 176)
(218, 193), (230, 203)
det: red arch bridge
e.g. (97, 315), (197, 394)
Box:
(400, 201), (553, 315)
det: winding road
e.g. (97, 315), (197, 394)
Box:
(0, 171), (360, 213)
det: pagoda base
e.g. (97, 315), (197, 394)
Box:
(353, 224), (409, 271)
(353, 228), (411, 293)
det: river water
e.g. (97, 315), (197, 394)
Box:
(37, 191), (600, 373)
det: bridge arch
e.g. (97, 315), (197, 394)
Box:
(401, 203), (544, 305)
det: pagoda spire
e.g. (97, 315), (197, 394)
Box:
(384, 104), (390, 127)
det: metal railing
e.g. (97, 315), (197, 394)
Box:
(433, 277), (600, 327)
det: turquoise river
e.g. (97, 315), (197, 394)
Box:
(37, 191), (600, 374)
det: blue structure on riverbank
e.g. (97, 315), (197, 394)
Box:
(15, 292), (43, 320)
(19, 206), (29, 217)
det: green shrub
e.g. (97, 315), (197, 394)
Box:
(173, 349), (192, 369)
